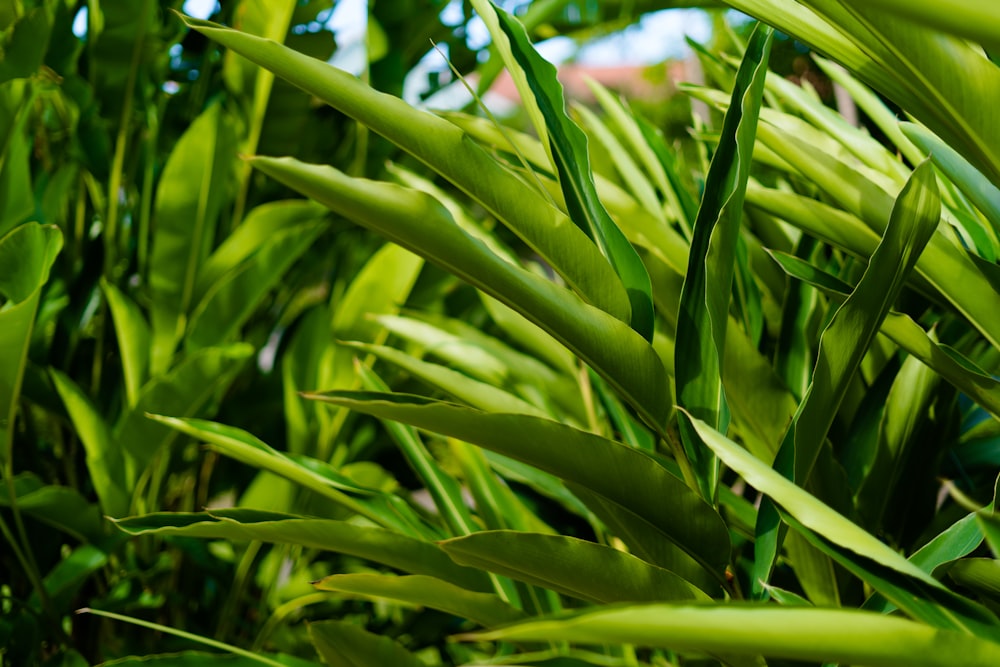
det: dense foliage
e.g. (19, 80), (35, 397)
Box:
(3, 1), (1000, 666)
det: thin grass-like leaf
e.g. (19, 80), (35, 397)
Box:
(676, 23), (773, 500)
(478, 1), (655, 340)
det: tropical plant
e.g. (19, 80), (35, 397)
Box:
(97, 0), (1000, 665)
(6, 0), (1000, 665)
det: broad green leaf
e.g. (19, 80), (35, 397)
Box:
(837, 0), (1000, 61)
(249, 157), (670, 427)
(567, 484), (722, 596)
(113, 509), (490, 592)
(440, 531), (709, 605)
(37, 544), (107, 611)
(102, 281), (151, 407)
(0, 8), (52, 83)
(0, 473), (105, 543)
(192, 200), (327, 305)
(186, 219), (327, 350)
(481, 294), (577, 378)
(305, 392), (730, 578)
(149, 101), (237, 374)
(116, 344), (253, 478)
(676, 23), (772, 500)
(49, 369), (130, 517)
(180, 15), (631, 324)
(308, 620), (424, 667)
(313, 573), (526, 627)
(481, 2), (654, 340)
(0, 223), (62, 462)
(460, 604), (1000, 667)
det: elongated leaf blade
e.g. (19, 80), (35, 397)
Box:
(440, 531), (710, 604)
(484, 2), (654, 340)
(306, 392), (730, 577)
(676, 24), (773, 499)
(459, 604), (1000, 667)
(179, 15), (631, 324)
(313, 574), (526, 628)
(248, 157), (670, 427)
(112, 509), (490, 592)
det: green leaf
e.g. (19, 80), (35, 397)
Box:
(102, 281), (151, 408)
(144, 416), (397, 529)
(308, 620), (425, 667)
(248, 157), (670, 427)
(482, 2), (654, 340)
(180, 14), (631, 325)
(37, 544), (107, 611)
(347, 341), (549, 418)
(753, 159), (940, 596)
(440, 531), (710, 605)
(901, 122), (1000, 244)
(780, 509), (1000, 638)
(949, 559), (1000, 601)
(768, 249), (1000, 419)
(567, 484), (721, 596)
(838, 0), (1000, 57)
(353, 363), (478, 538)
(685, 411), (944, 584)
(675, 24), (772, 500)
(0, 223), (62, 461)
(459, 604), (1000, 667)
(0, 8), (53, 83)
(116, 344), (253, 478)
(305, 392), (730, 579)
(49, 369), (130, 517)
(0, 473), (105, 543)
(313, 573), (526, 627)
(186, 218), (326, 350)
(149, 101), (237, 373)
(113, 509), (490, 592)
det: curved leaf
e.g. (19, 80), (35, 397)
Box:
(460, 604), (1000, 667)
(249, 156), (670, 427)
(305, 392), (730, 578)
(313, 573), (526, 627)
(113, 509), (490, 592)
(440, 531), (710, 604)
(179, 14), (631, 324)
